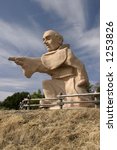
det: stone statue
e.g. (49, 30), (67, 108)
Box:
(9, 30), (93, 108)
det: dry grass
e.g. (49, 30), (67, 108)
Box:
(0, 108), (99, 150)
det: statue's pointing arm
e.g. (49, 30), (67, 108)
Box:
(8, 56), (48, 78)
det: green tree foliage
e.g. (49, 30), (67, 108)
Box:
(0, 89), (44, 110)
(87, 82), (100, 101)
(31, 89), (44, 98)
(0, 101), (3, 109)
(28, 90), (44, 109)
(1, 92), (29, 110)
(88, 82), (100, 93)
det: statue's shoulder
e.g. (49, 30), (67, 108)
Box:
(59, 44), (70, 50)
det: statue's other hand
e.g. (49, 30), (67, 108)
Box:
(77, 79), (88, 87)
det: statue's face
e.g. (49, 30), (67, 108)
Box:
(43, 31), (62, 51)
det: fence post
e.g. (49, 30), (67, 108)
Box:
(38, 99), (41, 109)
(94, 92), (99, 108)
(58, 93), (64, 109)
(19, 101), (23, 110)
(27, 94), (31, 110)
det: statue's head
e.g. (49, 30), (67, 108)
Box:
(43, 30), (63, 51)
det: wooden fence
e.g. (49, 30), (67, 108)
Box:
(20, 92), (100, 109)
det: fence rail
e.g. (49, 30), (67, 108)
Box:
(20, 92), (100, 110)
(57, 92), (100, 98)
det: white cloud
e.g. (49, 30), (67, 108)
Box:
(79, 27), (99, 49)
(78, 27), (100, 55)
(32, 0), (100, 59)
(0, 73), (50, 101)
(0, 19), (45, 66)
(33, 0), (86, 30)
(0, 19), (44, 56)
(0, 78), (33, 89)
(0, 77), (38, 101)
(60, 27), (100, 64)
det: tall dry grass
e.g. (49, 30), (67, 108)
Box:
(0, 108), (99, 150)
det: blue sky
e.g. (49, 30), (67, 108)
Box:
(0, 0), (100, 101)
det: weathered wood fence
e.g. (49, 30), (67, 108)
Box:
(20, 92), (100, 109)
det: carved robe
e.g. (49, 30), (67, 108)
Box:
(39, 44), (91, 107)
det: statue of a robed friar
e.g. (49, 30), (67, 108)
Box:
(9, 30), (93, 108)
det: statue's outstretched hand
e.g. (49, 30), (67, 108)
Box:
(8, 57), (25, 65)
(8, 57), (40, 78)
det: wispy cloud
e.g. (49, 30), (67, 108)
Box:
(32, 0), (100, 59)
(0, 78), (33, 89)
(0, 73), (49, 98)
(33, 0), (86, 30)
(78, 27), (100, 56)
(0, 77), (33, 101)
(0, 19), (44, 57)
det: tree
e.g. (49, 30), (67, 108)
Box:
(0, 101), (4, 109)
(2, 92), (29, 110)
(88, 82), (100, 93)
(31, 89), (44, 98)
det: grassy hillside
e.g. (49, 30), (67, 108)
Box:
(0, 108), (99, 150)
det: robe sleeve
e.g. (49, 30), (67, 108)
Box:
(65, 48), (89, 87)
